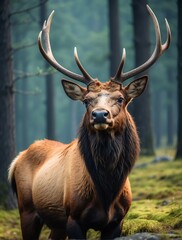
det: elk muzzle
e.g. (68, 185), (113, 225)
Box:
(91, 108), (113, 130)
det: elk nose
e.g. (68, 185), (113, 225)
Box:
(92, 110), (109, 123)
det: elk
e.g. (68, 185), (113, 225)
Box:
(8, 5), (171, 240)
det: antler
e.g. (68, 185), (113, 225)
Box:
(112, 5), (171, 84)
(38, 11), (95, 85)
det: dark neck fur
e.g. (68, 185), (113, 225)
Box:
(78, 117), (139, 211)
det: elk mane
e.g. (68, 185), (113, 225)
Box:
(78, 114), (140, 211)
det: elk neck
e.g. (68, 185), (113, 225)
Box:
(78, 113), (140, 211)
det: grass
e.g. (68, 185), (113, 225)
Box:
(0, 152), (182, 239)
(0, 209), (21, 239)
(123, 154), (182, 238)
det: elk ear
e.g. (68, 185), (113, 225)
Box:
(125, 76), (148, 99)
(61, 79), (87, 101)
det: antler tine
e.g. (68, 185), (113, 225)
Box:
(38, 11), (94, 85)
(74, 47), (95, 84)
(112, 5), (171, 84)
(112, 48), (126, 82)
(163, 18), (171, 51)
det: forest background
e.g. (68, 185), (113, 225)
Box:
(0, 0), (181, 208)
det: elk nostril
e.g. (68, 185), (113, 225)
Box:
(92, 110), (109, 123)
(104, 111), (109, 118)
(92, 112), (97, 119)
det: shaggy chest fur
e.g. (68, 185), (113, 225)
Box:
(78, 120), (139, 211)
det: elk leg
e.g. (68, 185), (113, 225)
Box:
(48, 229), (67, 240)
(100, 222), (122, 239)
(66, 216), (86, 239)
(20, 210), (43, 240)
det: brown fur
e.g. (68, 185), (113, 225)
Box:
(9, 79), (146, 239)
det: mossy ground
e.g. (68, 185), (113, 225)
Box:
(0, 151), (182, 239)
(122, 154), (182, 238)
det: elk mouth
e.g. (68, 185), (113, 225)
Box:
(93, 123), (109, 130)
(90, 119), (114, 131)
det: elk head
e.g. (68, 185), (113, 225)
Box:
(61, 76), (148, 131)
(38, 5), (171, 131)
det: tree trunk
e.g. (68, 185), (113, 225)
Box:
(46, 74), (55, 140)
(153, 91), (162, 148)
(21, 67), (29, 149)
(108, 0), (121, 77)
(0, 0), (16, 207)
(131, 0), (154, 155)
(40, 1), (56, 140)
(166, 69), (174, 147)
(175, 0), (182, 159)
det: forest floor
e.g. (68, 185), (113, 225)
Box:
(0, 149), (182, 239)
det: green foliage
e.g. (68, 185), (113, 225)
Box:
(0, 210), (21, 239)
(122, 158), (182, 237)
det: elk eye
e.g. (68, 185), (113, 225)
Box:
(117, 97), (123, 104)
(83, 99), (89, 107)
